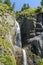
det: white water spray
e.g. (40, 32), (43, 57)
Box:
(15, 21), (22, 48)
(22, 49), (28, 65)
(15, 21), (28, 65)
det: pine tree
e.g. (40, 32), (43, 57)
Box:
(0, 0), (2, 3)
(21, 4), (30, 11)
(41, 0), (43, 6)
(4, 0), (11, 7)
(12, 2), (15, 11)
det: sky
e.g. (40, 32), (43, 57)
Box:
(11, 0), (41, 11)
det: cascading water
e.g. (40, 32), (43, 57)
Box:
(22, 49), (28, 65)
(15, 21), (22, 48)
(15, 21), (28, 65)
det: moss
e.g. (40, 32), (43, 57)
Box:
(0, 38), (11, 49)
(20, 8), (36, 15)
(16, 8), (37, 20)
(0, 37), (16, 65)
(16, 6), (43, 20)
(0, 20), (13, 36)
(32, 54), (40, 59)
(0, 3), (13, 14)
(0, 3), (15, 21)
(38, 59), (43, 65)
(0, 50), (16, 65)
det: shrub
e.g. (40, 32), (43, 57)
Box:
(38, 59), (43, 65)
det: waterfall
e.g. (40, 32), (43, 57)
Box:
(15, 21), (22, 48)
(22, 49), (28, 65)
(15, 21), (28, 65)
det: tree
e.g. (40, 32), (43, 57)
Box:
(4, 0), (15, 11)
(4, 0), (11, 7)
(41, 0), (43, 6)
(0, 0), (2, 3)
(21, 4), (30, 11)
(12, 2), (15, 11)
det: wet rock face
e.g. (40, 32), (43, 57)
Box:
(14, 46), (23, 65)
(21, 18), (36, 47)
(27, 35), (43, 57)
(0, 45), (4, 56)
(12, 46), (40, 65)
(24, 47), (40, 65)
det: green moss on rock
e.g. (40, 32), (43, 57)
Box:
(0, 51), (16, 65)
(38, 59), (43, 65)
(0, 37), (16, 65)
(0, 3), (14, 15)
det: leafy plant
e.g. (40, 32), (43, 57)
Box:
(38, 59), (43, 65)
(0, 50), (16, 65)
(0, 0), (2, 3)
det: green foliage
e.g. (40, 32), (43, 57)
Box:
(4, 0), (11, 7)
(0, 38), (11, 49)
(4, 0), (15, 11)
(35, 6), (42, 14)
(0, 3), (16, 65)
(0, 37), (16, 65)
(0, 3), (15, 37)
(0, 51), (16, 65)
(0, 3), (14, 14)
(16, 8), (36, 20)
(0, 0), (2, 3)
(0, 21), (12, 37)
(38, 59), (43, 65)
(16, 6), (43, 21)
(21, 3), (30, 11)
(41, 0), (43, 6)
(12, 2), (15, 11)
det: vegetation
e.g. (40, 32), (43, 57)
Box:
(0, 0), (15, 11)
(0, 1), (43, 65)
(21, 3), (30, 11)
(16, 8), (37, 20)
(0, 3), (15, 38)
(4, 0), (15, 11)
(4, 0), (11, 7)
(0, 51), (16, 65)
(0, 38), (16, 65)
(0, 3), (16, 65)
(41, 0), (43, 6)
(38, 59), (43, 65)
(11, 2), (15, 11)
(0, 0), (2, 3)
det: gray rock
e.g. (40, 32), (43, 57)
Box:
(21, 18), (36, 47)
(0, 46), (4, 56)
(0, 63), (4, 65)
